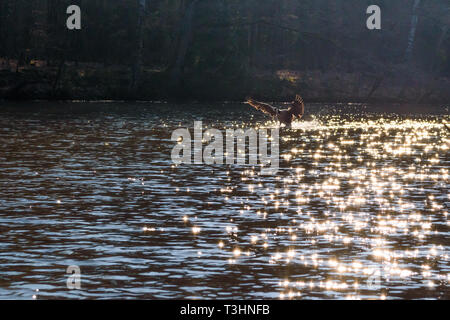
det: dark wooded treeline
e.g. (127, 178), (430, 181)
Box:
(0, 0), (449, 102)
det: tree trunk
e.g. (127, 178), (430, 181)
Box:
(432, 25), (449, 72)
(246, 1), (261, 72)
(53, 57), (65, 92)
(46, 0), (60, 67)
(404, 0), (421, 62)
(0, 1), (4, 57)
(130, 0), (147, 92)
(170, 0), (199, 88)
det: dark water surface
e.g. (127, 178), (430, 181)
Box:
(0, 101), (448, 299)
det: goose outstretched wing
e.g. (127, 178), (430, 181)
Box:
(246, 98), (277, 117)
(444, 123), (450, 133)
(288, 94), (305, 119)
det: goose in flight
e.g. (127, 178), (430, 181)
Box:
(246, 95), (305, 127)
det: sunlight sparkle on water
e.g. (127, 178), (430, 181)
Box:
(187, 116), (449, 299)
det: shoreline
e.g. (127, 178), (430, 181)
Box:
(1, 99), (447, 117)
(1, 63), (449, 105)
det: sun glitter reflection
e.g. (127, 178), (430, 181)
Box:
(171, 115), (449, 300)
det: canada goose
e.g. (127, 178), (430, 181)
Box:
(246, 95), (305, 127)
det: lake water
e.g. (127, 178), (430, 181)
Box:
(0, 101), (448, 299)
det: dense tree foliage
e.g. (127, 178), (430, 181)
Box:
(0, 0), (449, 101)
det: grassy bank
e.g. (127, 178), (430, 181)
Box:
(1, 61), (449, 104)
